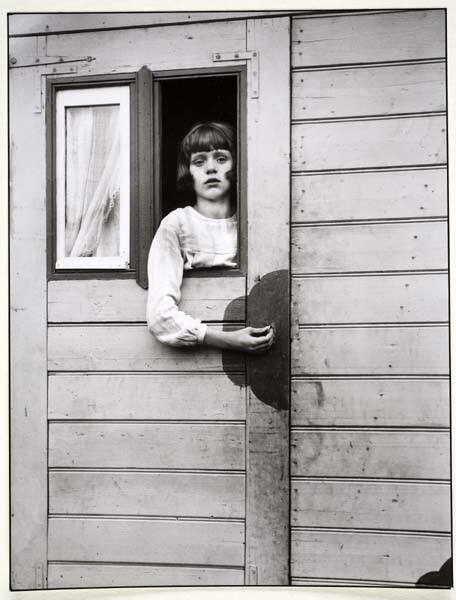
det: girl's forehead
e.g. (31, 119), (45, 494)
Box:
(190, 148), (232, 157)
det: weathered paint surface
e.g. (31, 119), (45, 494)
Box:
(290, 8), (449, 587)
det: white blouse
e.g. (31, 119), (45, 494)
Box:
(147, 205), (238, 347)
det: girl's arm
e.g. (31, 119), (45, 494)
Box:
(147, 214), (275, 353)
(147, 215), (208, 347)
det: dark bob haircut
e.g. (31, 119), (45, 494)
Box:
(176, 121), (236, 193)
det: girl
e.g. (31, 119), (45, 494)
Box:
(147, 121), (274, 353)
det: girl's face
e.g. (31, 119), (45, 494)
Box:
(189, 149), (233, 202)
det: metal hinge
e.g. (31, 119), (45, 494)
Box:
(212, 50), (259, 98)
(34, 563), (44, 589)
(9, 35), (93, 69)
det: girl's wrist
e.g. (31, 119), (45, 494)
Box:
(203, 328), (234, 350)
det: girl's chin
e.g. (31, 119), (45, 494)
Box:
(199, 193), (230, 202)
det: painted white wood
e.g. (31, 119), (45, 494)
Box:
(48, 324), (245, 371)
(48, 277), (246, 322)
(49, 471), (245, 518)
(55, 86), (130, 270)
(291, 379), (449, 427)
(48, 373), (246, 420)
(48, 517), (245, 566)
(292, 62), (446, 120)
(10, 67), (48, 590)
(43, 21), (246, 75)
(38, 18), (251, 589)
(9, 12), (286, 35)
(291, 530), (451, 582)
(49, 422), (245, 470)
(292, 326), (449, 376)
(292, 578), (414, 587)
(292, 168), (447, 222)
(292, 115), (447, 171)
(245, 16), (290, 585)
(292, 273), (448, 324)
(291, 480), (450, 531)
(48, 563), (244, 588)
(292, 221), (448, 274)
(292, 10), (445, 67)
(291, 430), (450, 479)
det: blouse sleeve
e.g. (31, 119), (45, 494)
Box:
(146, 215), (207, 347)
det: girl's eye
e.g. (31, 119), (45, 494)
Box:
(193, 160), (204, 167)
(217, 156), (227, 163)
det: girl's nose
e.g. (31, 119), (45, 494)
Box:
(206, 158), (217, 173)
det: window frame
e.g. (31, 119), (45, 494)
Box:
(46, 72), (140, 282)
(47, 65), (246, 285)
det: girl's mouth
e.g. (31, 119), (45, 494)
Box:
(205, 178), (220, 184)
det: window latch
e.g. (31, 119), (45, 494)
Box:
(212, 50), (259, 99)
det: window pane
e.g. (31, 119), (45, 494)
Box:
(65, 104), (121, 258)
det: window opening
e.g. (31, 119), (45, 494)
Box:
(158, 75), (238, 219)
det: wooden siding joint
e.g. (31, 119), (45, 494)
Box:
(213, 50), (259, 98)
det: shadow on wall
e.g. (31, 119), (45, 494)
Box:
(222, 269), (289, 410)
(416, 558), (452, 588)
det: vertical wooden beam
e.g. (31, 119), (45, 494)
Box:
(10, 66), (48, 589)
(245, 17), (290, 585)
(136, 66), (154, 289)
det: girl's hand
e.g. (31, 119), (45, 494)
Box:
(229, 325), (275, 354)
(203, 324), (275, 353)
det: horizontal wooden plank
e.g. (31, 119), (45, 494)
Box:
(292, 168), (447, 222)
(292, 480), (450, 531)
(291, 530), (451, 583)
(292, 10), (445, 67)
(48, 277), (245, 323)
(292, 274), (448, 324)
(9, 12), (283, 35)
(292, 326), (449, 376)
(48, 517), (244, 566)
(292, 116), (446, 171)
(48, 325), (245, 372)
(291, 430), (450, 479)
(291, 379), (449, 427)
(44, 21), (245, 74)
(292, 221), (447, 274)
(49, 422), (244, 470)
(48, 562), (244, 588)
(49, 471), (245, 518)
(292, 62), (446, 121)
(48, 373), (246, 420)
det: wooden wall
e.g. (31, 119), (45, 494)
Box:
(47, 277), (247, 588)
(11, 8), (450, 590)
(38, 17), (250, 588)
(290, 9), (450, 587)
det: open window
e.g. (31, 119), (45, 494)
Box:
(153, 66), (246, 275)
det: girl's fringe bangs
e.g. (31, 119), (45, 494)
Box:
(183, 124), (234, 158)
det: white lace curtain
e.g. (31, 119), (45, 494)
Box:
(65, 105), (121, 257)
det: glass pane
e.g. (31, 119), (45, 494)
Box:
(65, 104), (121, 258)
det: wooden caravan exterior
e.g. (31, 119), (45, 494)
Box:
(9, 9), (449, 590)
(290, 9), (450, 587)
